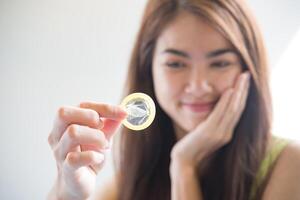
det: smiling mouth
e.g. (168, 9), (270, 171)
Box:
(181, 102), (216, 113)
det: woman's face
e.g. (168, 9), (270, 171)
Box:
(152, 11), (243, 137)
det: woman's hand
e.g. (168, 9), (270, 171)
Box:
(47, 102), (127, 200)
(171, 71), (250, 168)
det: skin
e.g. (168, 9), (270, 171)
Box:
(152, 12), (243, 140)
(152, 11), (249, 199)
(47, 10), (300, 200)
(262, 141), (300, 199)
(152, 10), (248, 163)
(47, 103), (127, 200)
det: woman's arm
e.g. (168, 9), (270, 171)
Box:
(262, 141), (300, 200)
(170, 159), (203, 200)
(169, 72), (250, 200)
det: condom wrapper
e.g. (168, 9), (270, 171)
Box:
(120, 93), (156, 131)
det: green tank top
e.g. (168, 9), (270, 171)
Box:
(250, 135), (290, 199)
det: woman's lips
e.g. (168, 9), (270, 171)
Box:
(181, 102), (216, 113)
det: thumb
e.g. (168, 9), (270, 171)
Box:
(101, 118), (125, 140)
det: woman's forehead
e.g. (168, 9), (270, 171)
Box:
(155, 12), (231, 54)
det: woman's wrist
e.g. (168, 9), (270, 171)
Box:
(170, 142), (207, 168)
(47, 177), (86, 200)
(170, 157), (198, 178)
(170, 157), (203, 200)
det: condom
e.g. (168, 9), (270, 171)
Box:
(120, 92), (156, 131)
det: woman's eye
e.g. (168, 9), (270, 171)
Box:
(165, 62), (186, 68)
(211, 61), (232, 68)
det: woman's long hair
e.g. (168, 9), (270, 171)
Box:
(114, 0), (272, 199)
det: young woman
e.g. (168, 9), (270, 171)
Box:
(47, 0), (300, 199)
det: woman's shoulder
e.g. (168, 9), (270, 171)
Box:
(268, 136), (300, 180)
(262, 136), (300, 199)
(93, 174), (119, 200)
(269, 136), (300, 164)
(274, 137), (300, 170)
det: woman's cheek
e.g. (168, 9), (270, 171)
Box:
(216, 71), (241, 93)
(153, 71), (176, 105)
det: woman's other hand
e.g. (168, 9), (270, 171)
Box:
(47, 102), (127, 200)
(171, 71), (250, 168)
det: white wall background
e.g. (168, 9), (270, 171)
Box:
(0, 0), (299, 199)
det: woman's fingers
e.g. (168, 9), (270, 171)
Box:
(79, 102), (127, 138)
(206, 88), (234, 125)
(219, 72), (250, 136)
(46, 102), (125, 199)
(79, 102), (127, 120)
(173, 87), (235, 163)
(48, 106), (103, 149)
(53, 124), (109, 162)
(101, 119), (125, 140)
(64, 151), (105, 174)
(230, 72), (250, 125)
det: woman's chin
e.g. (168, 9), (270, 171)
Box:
(180, 118), (207, 132)
(171, 111), (211, 137)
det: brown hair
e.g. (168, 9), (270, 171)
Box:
(114, 0), (272, 199)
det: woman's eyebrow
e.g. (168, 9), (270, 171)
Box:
(161, 48), (236, 58)
(206, 48), (237, 58)
(162, 48), (190, 58)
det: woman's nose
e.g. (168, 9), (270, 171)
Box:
(184, 71), (213, 96)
